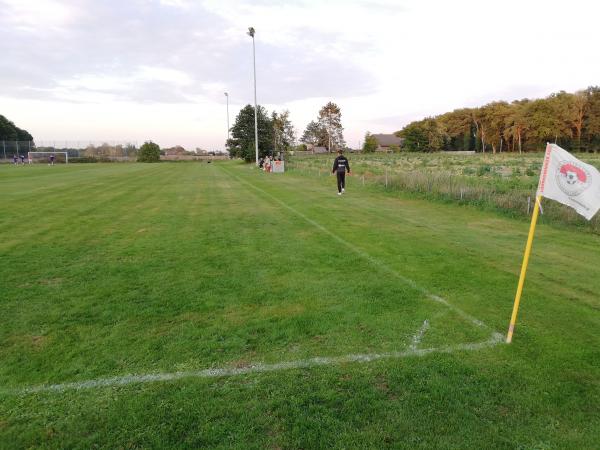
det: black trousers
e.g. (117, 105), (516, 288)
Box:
(336, 171), (346, 193)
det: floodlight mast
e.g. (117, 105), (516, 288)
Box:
(224, 92), (230, 148)
(247, 26), (259, 166)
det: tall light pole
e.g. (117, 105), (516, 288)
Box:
(247, 26), (258, 166)
(224, 92), (230, 148)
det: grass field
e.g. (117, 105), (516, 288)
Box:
(1, 161), (599, 448)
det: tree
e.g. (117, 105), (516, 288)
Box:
(396, 118), (446, 152)
(227, 105), (274, 162)
(583, 86), (600, 151)
(362, 131), (378, 153)
(272, 110), (295, 153)
(0, 115), (33, 141)
(317, 102), (345, 151)
(397, 122), (428, 152)
(138, 141), (161, 162)
(522, 98), (565, 147)
(480, 102), (511, 153)
(437, 108), (473, 151)
(301, 120), (327, 147)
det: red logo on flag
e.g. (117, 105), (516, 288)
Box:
(556, 161), (591, 196)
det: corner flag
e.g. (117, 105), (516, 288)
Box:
(537, 143), (600, 220)
(506, 144), (600, 343)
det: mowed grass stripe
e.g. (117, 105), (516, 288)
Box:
(0, 164), (167, 251)
(1, 163), (458, 389)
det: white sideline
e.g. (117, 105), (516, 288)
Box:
(224, 168), (494, 331)
(13, 332), (503, 395)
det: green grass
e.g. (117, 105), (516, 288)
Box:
(1, 162), (599, 448)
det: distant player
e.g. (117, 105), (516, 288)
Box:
(49, 154), (55, 165)
(332, 149), (351, 195)
(13, 154), (18, 165)
(19, 154), (25, 164)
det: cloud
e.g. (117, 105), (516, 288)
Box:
(0, 0), (377, 104)
(1, 0), (76, 32)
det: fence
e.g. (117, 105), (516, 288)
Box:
(0, 141), (140, 163)
(160, 155), (229, 161)
(0, 141), (34, 161)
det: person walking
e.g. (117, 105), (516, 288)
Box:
(332, 149), (351, 195)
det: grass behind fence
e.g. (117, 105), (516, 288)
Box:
(287, 152), (600, 232)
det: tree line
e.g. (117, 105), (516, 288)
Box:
(397, 86), (600, 153)
(0, 114), (33, 141)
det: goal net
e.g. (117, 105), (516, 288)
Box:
(28, 152), (69, 164)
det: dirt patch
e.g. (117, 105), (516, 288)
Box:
(9, 334), (51, 351)
(38, 278), (63, 286)
(375, 376), (397, 400)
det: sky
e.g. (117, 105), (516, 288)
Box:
(1, 0), (599, 151)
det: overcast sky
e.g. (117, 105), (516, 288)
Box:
(1, 0), (599, 150)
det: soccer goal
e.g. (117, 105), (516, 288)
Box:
(27, 151), (69, 164)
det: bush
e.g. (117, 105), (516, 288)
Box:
(477, 165), (492, 176)
(138, 141), (161, 162)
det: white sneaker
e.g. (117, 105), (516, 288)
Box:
(337, 192), (342, 195)
(342, 188), (345, 193)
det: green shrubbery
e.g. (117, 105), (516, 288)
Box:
(138, 141), (161, 162)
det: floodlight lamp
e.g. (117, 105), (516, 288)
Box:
(247, 27), (255, 37)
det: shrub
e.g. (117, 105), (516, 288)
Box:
(477, 165), (492, 176)
(138, 141), (161, 162)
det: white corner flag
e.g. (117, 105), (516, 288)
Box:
(537, 143), (600, 220)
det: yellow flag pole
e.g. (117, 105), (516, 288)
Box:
(506, 195), (542, 343)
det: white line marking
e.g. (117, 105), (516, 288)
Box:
(223, 168), (495, 331)
(410, 320), (430, 351)
(10, 333), (503, 395)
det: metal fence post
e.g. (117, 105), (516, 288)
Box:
(2, 141), (5, 161)
(527, 196), (531, 215)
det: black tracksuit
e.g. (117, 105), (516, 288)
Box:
(332, 155), (351, 193)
